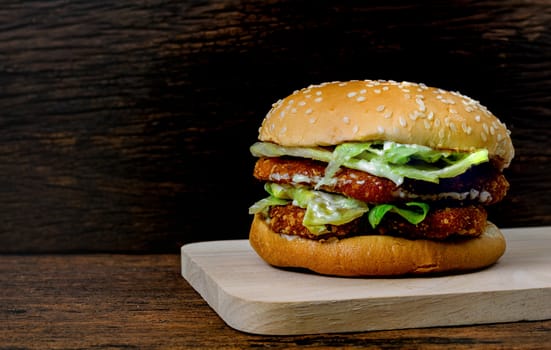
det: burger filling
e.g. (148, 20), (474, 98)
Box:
(250, 141), (490, 186)
(249, 141), (509, 241)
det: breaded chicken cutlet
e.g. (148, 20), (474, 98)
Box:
(254, 157), (509, 206)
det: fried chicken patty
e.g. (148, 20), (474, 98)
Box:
(267, 204), (487, 240)
(268, 205), (360, 240)
(254, 157), (509, 205)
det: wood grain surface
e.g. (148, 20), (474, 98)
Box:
(181, 226), (551, 335)
(2, 254), (551, 349)
(0, 1), (550, 253)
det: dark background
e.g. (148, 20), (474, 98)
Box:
(0, 0), (549, 253)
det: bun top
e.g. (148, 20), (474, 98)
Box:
(258, 80), (514, 169)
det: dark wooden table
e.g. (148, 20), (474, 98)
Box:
(2, 254), (550, 349)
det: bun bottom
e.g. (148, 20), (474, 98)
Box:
(249, 214), (506, 276)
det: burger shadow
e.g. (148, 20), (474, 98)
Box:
(271, 265), (496, 280)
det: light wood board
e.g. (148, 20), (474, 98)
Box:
(181, 226), (551, 335)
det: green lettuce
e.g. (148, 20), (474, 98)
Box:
(368, 202), (430, 229)
(249, 183), (431, 236)
(249, 183), (369, 234)
(250, 141), (488, 186)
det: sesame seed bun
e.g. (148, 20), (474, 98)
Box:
(249, 214), (507, 276)
(259, 80), (514, 169)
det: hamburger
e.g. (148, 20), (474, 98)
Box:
(248, 80), (514, 276)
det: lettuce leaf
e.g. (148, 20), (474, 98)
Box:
(250, 141), (488, 186)
(249, 183), (431, 235)
(368, 202), (430, 229)
(249, 183), (369, 235)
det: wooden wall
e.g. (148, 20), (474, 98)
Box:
(1, 0), (550, 253)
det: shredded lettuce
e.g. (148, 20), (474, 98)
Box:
(250, 141), (489, 186)
(247, 196), (288, 217)
(249, 183), (369, 235)
(368, 202), (430, 229)
(249, 183), (431, 236)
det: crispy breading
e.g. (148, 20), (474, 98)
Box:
(268, 205), (360, 240)
(375, 205), (487, 240)
(254, 157), (509, 205)
(267, 204), (488, 241)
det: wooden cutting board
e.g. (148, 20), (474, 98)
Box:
(181, 226), (551, 335)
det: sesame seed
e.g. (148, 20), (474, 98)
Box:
(316, 91), (322, 96)
(384, 111), (393, 119)
(374, 89), (381, 94)
(416, 98), (426, 111)
(347, 92), (357, 98)
(338, 82), (348, 87)
(427, 111), (434, 120)
(356, 96), (366, 102)
(343, 116), (350, 124)
(298, 101), (306, 106)
(438, 129), (445, 139)
(288, 99), (294, 105)
(483, 123), (489, 134)
(291, 108), (297, 113)
(360, 89), (367, 94)
(376, 104), (385, 112)
(490, 126), (495, 135)
(279, 126), (287, 135)
(382, 86), (389, 91)
(305, 108), (313, 115)
(434, 118), (441, 127)
(377, 125), (385, 134)
(399, 116), (407, 127)
(314, 97), (323, 103)
(497, 133), (503, 141)
(352, 125), (359, 134)
(475, 115), (481, 122)
(481, 131), (488, 142)
(449, 122), (457, 132)
(424, 120), (431, 129)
